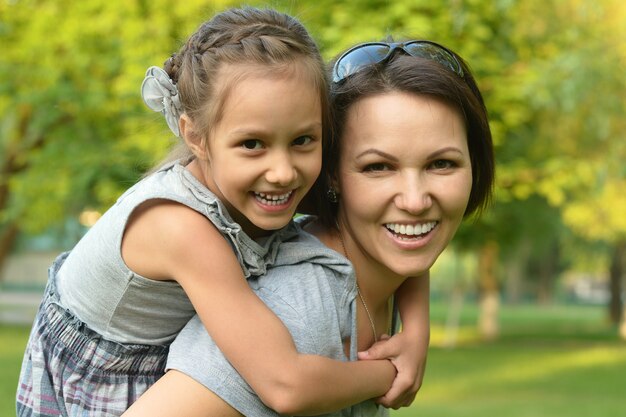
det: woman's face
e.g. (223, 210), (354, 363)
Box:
(336, 91), (472, 279)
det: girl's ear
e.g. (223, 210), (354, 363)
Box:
(180, 114), (208, 160)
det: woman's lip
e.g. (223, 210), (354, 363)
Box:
(384, 221), (438, 236)
(383, 221), (438, 249)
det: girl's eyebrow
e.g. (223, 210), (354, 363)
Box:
(355, 149), (399, 162)
(230, 121), (323, 137)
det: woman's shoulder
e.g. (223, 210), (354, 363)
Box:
(275, 219), (344, 266)
(257, 218), (355, 300)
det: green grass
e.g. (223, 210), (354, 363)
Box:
(2, 304), (625, 417)
(391, 342), (626, 417)
(0, 324), (29, 416)
(391, 303), (626, 417)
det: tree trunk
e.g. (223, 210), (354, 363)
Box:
(504, 238), (531, 304)
(608, 241), (625, 325)
(478, 241), (500, 341)
(536, 243), (559, 305)
(0, 224), (20, 280)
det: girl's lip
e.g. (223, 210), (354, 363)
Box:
(252, 189), (297, 212)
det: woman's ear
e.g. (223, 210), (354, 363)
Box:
(329, 176), (340, 195)
(179, 114), (208, 160)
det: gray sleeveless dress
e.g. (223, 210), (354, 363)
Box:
(16, 160), (295, 417)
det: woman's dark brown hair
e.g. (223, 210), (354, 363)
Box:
(313, 42), (495, 228)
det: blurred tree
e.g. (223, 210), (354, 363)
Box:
(0, 0), (238, 270)
(1, 0), (624, 341)
(450, 0), (625, 337)
(505, 0), (626, 328)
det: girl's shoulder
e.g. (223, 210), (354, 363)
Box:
(122, 199), (236, 280)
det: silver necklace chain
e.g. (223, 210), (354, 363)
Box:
(337, 228), (378, 343)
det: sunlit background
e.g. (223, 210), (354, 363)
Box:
(1, 0), (625, 416)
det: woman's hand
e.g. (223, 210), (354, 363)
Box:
(357, 330), (428, 409)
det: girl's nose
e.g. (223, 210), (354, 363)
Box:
(265, 154), (297, 186)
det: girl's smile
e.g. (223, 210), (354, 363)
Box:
(187, 63), (323, 238)
(252, 190), (296, 211)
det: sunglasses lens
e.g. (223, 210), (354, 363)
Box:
(334, 44), (390, 82)
(333, 41), (464, 83)
(404, 42), (463, 76)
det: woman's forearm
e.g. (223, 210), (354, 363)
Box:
(396, 272), (430, 337)
(264, 355), (395, 415)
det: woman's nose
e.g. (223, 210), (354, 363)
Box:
(394, 175), (433, 214)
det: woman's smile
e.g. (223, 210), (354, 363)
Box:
(336, 91), (472, 280)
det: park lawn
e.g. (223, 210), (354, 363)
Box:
(390, 303), (626, 416)
(0, 324), (29, 416)
(2, 304), (625, 417)
(391, 341), (626, 417)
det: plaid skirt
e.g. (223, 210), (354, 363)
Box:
(16, 253), (169, 417)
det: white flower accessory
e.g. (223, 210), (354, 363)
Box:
(141, 66), (183, 137)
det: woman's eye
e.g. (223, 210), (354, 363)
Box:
(241, 139), (263, 150)
(292, 135), (313, 146)
(363, 163), (390, 172)
(431, 159), (455, 170)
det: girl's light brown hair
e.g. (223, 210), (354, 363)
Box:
(159, 7), (329, 163)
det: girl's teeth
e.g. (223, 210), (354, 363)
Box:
(255, 191), (292, 205)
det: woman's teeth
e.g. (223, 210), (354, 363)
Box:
(254, 191), (293, 205)
(385, 222), (437, 236)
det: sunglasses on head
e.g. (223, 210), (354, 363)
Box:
(332, 40), (464, 83)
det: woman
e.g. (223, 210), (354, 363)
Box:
(124, 38), (494, 416)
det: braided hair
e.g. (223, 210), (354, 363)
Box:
(162, 7), (329, 157)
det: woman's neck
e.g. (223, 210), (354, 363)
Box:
(306, 222), (405, 324)
(341, 230), (403, 309)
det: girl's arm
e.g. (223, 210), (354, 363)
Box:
(123, 201), (395, 415)
(357, 272), (431, 409)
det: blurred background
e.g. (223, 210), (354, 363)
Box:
(1, 0), (625, 415)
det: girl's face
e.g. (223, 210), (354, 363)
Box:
(337, 92), (472, 279)
(202, 67), (323, 237)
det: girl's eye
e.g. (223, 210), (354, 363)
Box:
(363, 163), (391, 172)
(292, 136), (313, 146)
(431, 159), (456, 170)
(241, 139), (263, 150)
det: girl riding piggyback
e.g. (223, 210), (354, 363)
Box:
(17, 7), (329, 416)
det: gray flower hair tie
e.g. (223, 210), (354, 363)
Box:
(141, 66), (183, 137)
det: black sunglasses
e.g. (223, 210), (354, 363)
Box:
(332, 40), (464, 83)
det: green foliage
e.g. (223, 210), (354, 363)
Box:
(0, 0), (240, 232)
(1, 0), (624, 285)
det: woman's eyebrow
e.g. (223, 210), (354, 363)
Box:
(427, 147), (464, 159)
(355, 149), (399, 162)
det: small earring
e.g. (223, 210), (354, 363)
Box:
(327, 187), (338, 203)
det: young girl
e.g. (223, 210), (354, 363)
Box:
(17, 7), (429, 417)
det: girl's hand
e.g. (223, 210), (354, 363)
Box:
(357, 331), (428, 409)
